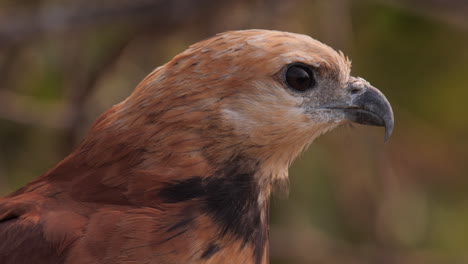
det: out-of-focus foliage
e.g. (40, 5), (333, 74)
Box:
(0, 0), (467, 263)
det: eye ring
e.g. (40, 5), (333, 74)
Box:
(284, 63), (316, 92)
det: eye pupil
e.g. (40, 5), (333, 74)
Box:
(285, 65), (315, 92)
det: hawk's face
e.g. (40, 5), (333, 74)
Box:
(126, 30), (393, 180)
(187, 30), (394, 171)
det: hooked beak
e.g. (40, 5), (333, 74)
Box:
(323, 77), (394, 142)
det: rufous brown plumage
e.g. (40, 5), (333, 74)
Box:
(0, 29), (394, 264)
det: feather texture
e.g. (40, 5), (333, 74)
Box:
(0, 30), (387, 264)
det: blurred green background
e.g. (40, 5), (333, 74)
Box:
(0, 0), (467, 263)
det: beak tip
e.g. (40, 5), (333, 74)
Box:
(383, 122), (394, 143)
(384, 132), (391, 143)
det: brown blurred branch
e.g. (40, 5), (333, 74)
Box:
(0, 0), (242, 47)
(0, 47), (20, 90)
(62, 34), (135, 151)
(0, 90), (65, 128)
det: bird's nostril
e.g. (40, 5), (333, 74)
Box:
(350, 88), (361, 95)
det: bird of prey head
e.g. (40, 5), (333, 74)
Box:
(0, 30), (393, 264)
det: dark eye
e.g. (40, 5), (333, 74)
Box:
(285, 65), (315, 92)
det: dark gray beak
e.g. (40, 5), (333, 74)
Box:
(323, 77), (394, 142)
(344, 79), (394, 142)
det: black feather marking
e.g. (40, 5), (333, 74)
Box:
(159, 177), (205, 203)
(159, 156), (268, 264)
(0, 210), (19, 223)
(200, 243), (221, 259)
(166, 217), (194, 232)
(158, 229), (188, 244)
(122, 229), (189, 252)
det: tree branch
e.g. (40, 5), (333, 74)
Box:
(0, 0), (242, 47)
